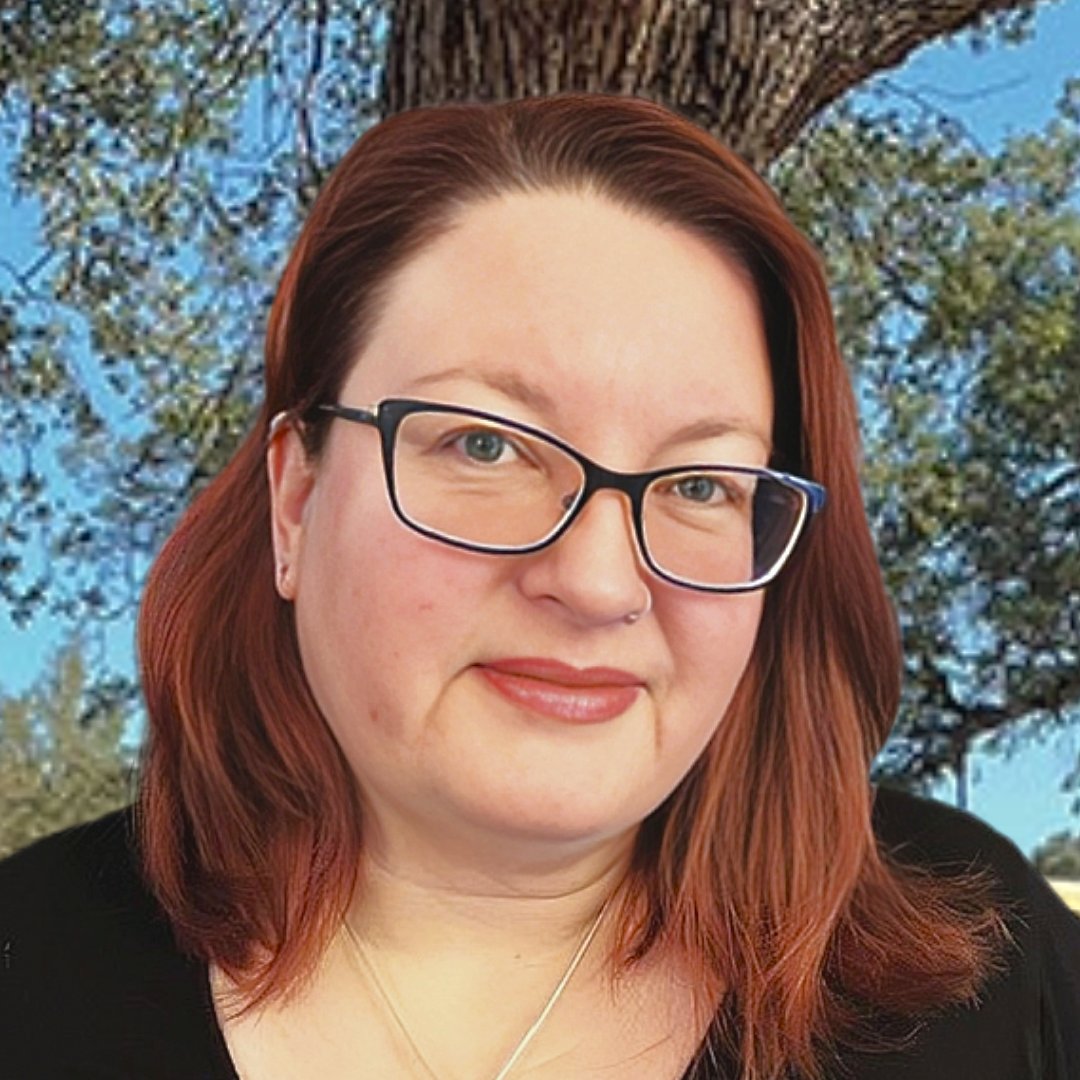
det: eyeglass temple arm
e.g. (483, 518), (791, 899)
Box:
(269, 403), (379, 439)
(315, 403), (379, 427)
(804, 480), (827, 515)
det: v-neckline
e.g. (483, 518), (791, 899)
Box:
(199, 962), (725, 1080)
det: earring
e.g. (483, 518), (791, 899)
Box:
(268, 411), (291, 441)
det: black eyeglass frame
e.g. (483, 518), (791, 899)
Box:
(309, 398), (827, 594)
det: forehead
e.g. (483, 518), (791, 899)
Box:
(344, 191), (774, 459)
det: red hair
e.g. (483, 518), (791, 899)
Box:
(136, 93), (1010, 1079)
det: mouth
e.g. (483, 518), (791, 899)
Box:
(475, 658), (644, 724)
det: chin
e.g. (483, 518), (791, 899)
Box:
(450, 785), (656, 853)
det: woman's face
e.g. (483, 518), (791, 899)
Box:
(270, 191), (774, 865)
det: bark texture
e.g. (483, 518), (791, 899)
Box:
(381, 0), (1042, 168)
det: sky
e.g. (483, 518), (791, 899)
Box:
(1, 0), (1078, 859)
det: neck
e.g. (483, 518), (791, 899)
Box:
(330, 820), (709, 1080)
(348, 815), (637, 962)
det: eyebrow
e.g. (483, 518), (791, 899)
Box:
(658, 416), (773, 456)
(402, 365), (773, 454)
(404, 366), (559, 415)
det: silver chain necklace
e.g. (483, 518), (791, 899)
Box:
(341, 894), (612, 1080)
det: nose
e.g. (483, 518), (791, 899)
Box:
(517, 489), (652, 627)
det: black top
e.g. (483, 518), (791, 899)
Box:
(1, 788), (1078, 1080)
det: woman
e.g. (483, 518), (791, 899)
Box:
(2, 93), (1078, 1080)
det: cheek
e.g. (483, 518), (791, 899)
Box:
(627, 593), (764, 815)
(297, 458), (446, 651)
(293, 481), (502, 739)
(668, 591), (764, 724)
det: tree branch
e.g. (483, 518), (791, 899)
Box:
(899, 654), (1080, 784)
(296, 0), (330, 205)
(383, 0), (1046, 167)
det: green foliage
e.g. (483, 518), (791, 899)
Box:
(0, 0), (388, 622)
(0, 638), (138, 860)
(772, 84), (1080, 786)
(1032, 830), (1080, 880)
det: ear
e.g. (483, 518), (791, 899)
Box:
(267, 421), (317, 600)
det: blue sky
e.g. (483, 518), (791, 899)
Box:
(1, 1), (1078, 858)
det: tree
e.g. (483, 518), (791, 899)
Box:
(382, 0), (1043, 167)
(0, 638), (138, 860)
(773, 91), (1080, 790)
(0, 0), (1076, 800)
(1033, 830), (1080, 880)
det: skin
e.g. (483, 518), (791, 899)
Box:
(249, 190), (774, 1078)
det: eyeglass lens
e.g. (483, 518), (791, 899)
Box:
(392, 409), (806, 588)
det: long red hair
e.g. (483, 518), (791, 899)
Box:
(136, 93), (1009, 1080)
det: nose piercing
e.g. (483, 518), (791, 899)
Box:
(624, 588), (653, 624)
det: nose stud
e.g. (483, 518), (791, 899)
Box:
(624, 588), (653, 624)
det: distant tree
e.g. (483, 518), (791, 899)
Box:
(1033, 830), (1080, 880)
(0, 639), (137, 860)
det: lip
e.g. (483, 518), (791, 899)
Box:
(476, 657), (644, 724)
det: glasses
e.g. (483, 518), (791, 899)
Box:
(312, 399), (826, 593)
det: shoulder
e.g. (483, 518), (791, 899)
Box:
(0, 807), (177, 964)
(2, 807), (142, 913)
(871, 784), (1033, 883)
(865, 786), (1080, 1080)
(0, 809), (233, 1079)
(870, 784), (1080, 963)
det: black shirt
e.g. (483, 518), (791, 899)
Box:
(2, 788), (1078, 1079)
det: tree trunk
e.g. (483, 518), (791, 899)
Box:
(955, 741), (970, 811)
(381, 0), (1041, 169)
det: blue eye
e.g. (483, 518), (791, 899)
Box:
(674, 476), (727, 503)
(460, 429), (510, 463)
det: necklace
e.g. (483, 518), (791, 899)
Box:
(341, 894), (612, 1080)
